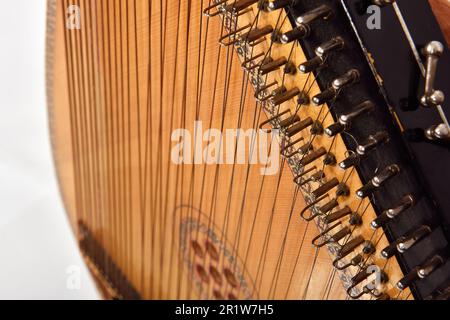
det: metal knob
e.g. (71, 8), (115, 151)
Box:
(421, 41), (445, 108)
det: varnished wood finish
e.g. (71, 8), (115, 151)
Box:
(47, 0), (413, 299)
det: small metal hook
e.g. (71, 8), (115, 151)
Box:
(299, 195), (328, 222)
(203, 0), (228, 17)
(219, 24), (251, 46)
(311, 222), (343, 247)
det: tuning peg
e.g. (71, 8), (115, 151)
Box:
(299, 147), (327, 167)
(259, 57), (287, 75)
(299, 37), (344, 73)
(242, 25), (274, 43)
(333, 236), (365, 264)
(225, 0), (260, 13)
(219, 24), (251, 46)
(381, 225), (431, 259)
(357, 131), (390, 155)
(312, 70), (359, 105)
(286, 117), (313, 137)
(325, 101), (375, 137)
(312, 177), (341, 198)
(339, 152), (360, 170)
(267, 0), (295, 11)
(397, 254), (446, 291)
(297, 170), (325, 187)
(324, 206), (352, 224)
(319, 198), (339, 214)
(280, 5), (332, 44)
(334, 253), (364, 271)
(272, 87), (300, 106)
(347, 266), (388, 299)
(425, 123), (450, 141)
(280, 26), (309, 44)
(296, 5), (333, 25)
(421, 41), (445, 108)
(371, 194), (415, 229)
(397, 225), (432, 253)
(356, 164), (400, 198)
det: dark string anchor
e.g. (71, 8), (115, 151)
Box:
(397, 254), (446, 291)
(356, 164), (400, 199)
(266, 0), (298, 11)
(242, 25), (274, 45)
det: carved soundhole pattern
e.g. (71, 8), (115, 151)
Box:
(179, 207), (257, 300)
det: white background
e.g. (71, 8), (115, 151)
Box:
(0, 1), (98, 299)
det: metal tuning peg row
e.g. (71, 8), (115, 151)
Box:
(224, 0), (260, 14)
(356, 131), (389, 156)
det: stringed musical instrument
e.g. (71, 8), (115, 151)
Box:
(46, 0), (450, 300)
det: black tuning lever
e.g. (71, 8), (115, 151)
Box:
(326, 101), (375, 137)
(371, 194), (415, 229)
(356, 164), (401, 199)
(397, 254), (447, 291)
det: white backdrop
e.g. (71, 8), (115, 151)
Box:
(0, 1), (99, 299)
